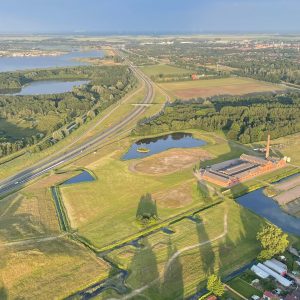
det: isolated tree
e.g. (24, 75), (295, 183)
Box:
(227, 122), (241, 140)
(257, 224), (289, 260)
(206, 274), (225, 296)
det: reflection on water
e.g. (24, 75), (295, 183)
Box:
(123, 132), (206, 160)
(2, 80), (89, 95)
(237, 187), (300, 236)
(62, 170), (95, 185)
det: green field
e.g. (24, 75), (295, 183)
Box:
(59, 130), (251, 249)
(140, 64), (194, 77)
(228, 277), (263, 299)
(104, 200), (265, 299)
(0, 172), (111, 299)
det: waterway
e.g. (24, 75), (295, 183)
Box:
(237, 186), (300, 236)
(2, 80), (89, 95)
(122, 132), (206, 160)
(0, 50), (104, 72)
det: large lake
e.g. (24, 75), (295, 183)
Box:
(3, 80), (90, 95)
(123, 132), (206, 160)
(0, 50), (104, 72)
(237, 186), (300, 236)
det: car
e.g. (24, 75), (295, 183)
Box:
(274, 288), (282, 295)
(251, 296), (260, 300)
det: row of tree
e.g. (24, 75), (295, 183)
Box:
(133, 93), (300, 143)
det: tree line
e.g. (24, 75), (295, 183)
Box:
(133, 92), (300, 143)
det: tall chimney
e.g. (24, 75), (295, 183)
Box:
(266, 133), (271, 159)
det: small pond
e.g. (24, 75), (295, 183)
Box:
(2, 80), (89, 95)
(122, 132), (206, 160)
(237, 188), (300, 236)
(62, 170), (95, 185)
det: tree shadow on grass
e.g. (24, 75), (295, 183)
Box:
(127, 238), (160, 299)
(0, 285), (8, 300)
(196, 219), (216, 277)
(161, 238), (184, 300)
(0, 195), (53, 243)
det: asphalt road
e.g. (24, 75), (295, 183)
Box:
(0, 62), (154, 197)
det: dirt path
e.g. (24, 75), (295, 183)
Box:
(110, 212), (228, 300)
(2, 233), (67, 247)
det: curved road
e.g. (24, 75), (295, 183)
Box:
(0, 62), (154, 197)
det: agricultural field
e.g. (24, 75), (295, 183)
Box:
(270, 132), (300, 165)
(140, 64), (194, 77)
(104, 200), (265, 299)
(0, 172), (111, 299)
(227, 277), (262, 299)
(159, 77), (285, 99)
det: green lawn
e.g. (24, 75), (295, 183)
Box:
(140, 64), (194, 77)
(228, 277), (263, 299)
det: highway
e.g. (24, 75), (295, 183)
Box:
(0, 62), (154, 197)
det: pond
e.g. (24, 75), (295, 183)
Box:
(0, 50), (104, 72)
(2, 80), (90, 95)
(237, 188), (300, 236)
(122, 132), (206, 160)
(62, 170), (95, 185)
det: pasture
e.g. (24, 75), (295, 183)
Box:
(140, 64), (194, 77)
(105, 200), (265, 299)
(159, 77), (285, 99)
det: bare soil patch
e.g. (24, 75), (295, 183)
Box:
(153, 182), (193, 208)
(274, 186), (300, 205)
(131, 148), (212, 175)
(274, 174), (300, 191)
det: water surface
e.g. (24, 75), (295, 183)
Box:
(0, 50), (104, 72)
(62, 170), (95, 185)
(237, 188), (300, 236)
(123, 132), (206, 160)
(3, 80), (89, 95)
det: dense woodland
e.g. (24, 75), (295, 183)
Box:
(0, 65), (136, 157)
(133, 92), (300, 143)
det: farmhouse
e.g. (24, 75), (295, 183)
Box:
(196, 135), (286, 187)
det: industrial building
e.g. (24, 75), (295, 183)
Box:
(256, 263), (292, 287)
(264, 260), (287, 276)
(196, 134), (286, 187)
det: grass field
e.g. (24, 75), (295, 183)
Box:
(0, 172), (111, 299)
(270, 132), (300, 165)
(59, 129), (259, 250)
(0, 172), (73, 243)
(159, 77), (285, 99)
(104, 200), (265, 299)
(228, 277), (263, 298)
(140, 64), (194, 77)
(0, 238), (110, 299)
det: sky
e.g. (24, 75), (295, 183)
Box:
(0, 0), (299, 34)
